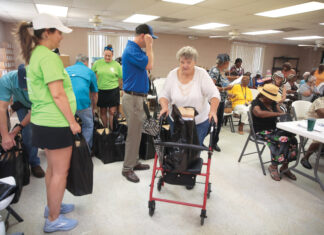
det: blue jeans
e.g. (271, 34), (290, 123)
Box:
(167, 117), (210, 146)
(16, 108), (40, 167)
(76, 107), (94, 150)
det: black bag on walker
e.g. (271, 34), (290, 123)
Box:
(66, 134), (93, 196)
(163, 105), (200, 173)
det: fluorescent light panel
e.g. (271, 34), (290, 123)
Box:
(298, 44), (314, 47)
(209, 35), (226, 38)
(284, 36), (324, 40)
(123, 14), (159, 23)
(243, 30), (282, 35)
(320, 23), (324, 25)
(255, 1), (324, 18)
(190, 23), (229, 30)
(35, 4), (68, 17)
(162, 0), (205, 5)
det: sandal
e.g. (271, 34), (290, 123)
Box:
(268, 165), (281, 181)
(280, 168), (297, 181)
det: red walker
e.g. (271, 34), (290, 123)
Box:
(148, 119), (215, 225)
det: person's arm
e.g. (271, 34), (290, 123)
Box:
(279, 86), (286, 102)
(91, 92), (98, 114)
(47, 80), (81, 134)
(0, 101), (16, 150)
(208, 97), (219, 123)
(301, 87), (313, 97)
(159, 97), (169, 117)
(144, 34), (153, 70)
(252, 105), (283, 118)
(315, 108), (324, 118)
(9, 111), (31, 138)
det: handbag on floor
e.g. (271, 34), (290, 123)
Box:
(66, 134), (93, 196)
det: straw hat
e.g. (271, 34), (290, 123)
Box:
(257, 84), (282, 102)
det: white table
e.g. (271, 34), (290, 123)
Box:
(277, 119), (324, 190)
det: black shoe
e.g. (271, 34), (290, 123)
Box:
(301, 158), (312, 169)
(31, 165), (45, 178)
(186, 185), (195, 190)
(213, 145), (221, 152)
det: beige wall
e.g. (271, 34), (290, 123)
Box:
(0, 19), (323, 78)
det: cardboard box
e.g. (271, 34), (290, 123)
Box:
(60, 55), (70, 68)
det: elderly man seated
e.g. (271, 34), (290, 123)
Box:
(298, 76), (320, 102)
(228, 76), (253, 134)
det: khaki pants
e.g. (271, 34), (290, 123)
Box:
(122, 93), (146, 171)
(234, 104), (249, 124)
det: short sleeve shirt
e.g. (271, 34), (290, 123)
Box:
(0, 71), (31, 108)
(209, 66), (229, 102)
(91, 59), (122, 90)
(66, 62), (98, 110)
(307, 97), (324, 118)
(298, 83), (319, 102)
(122, 40), (149, 94)
(27, 45), (76, 127)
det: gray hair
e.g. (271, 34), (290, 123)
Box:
(176, 46), (198, 62)
(75, 54), (89, 63)
(307, 75), (316, 83)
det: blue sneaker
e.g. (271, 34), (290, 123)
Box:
(44, 215), (78, 233)
(44, 203), (75, 218)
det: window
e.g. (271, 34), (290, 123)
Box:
(230, 42), (265, 76)
(88, 33), (134, 66)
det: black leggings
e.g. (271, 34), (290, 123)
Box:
(212, 101), (225, 145)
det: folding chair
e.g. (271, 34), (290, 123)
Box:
(238, 107), (270, 175)
(223, 111), (235, 133)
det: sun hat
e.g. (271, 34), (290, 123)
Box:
(32, 13), (72, 33)
(257, 83), (282, 102)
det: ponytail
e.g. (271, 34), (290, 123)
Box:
(16, 21), (36, 64)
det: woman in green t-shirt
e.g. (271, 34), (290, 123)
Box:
(17, 14), (81, 233)
(92, 44), (122, 129)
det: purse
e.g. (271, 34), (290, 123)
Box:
(143, 101), (160, 137)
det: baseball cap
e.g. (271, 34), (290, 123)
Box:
(135, 24), (158, 39)
(32, 13), (72, 33)
(18, 64), (27, 89)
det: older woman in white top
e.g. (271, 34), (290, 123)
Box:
(159, 46), (220, 145)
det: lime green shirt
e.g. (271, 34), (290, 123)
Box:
(27, 45), (76, 127)
(92, 59), (122, 90)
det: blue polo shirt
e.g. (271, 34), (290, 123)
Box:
(122, 40), (149, 94)
(0, 70), (31, 108)
(66, 62), (98, 110)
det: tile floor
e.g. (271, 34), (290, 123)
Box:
(2, 124), (324, 235)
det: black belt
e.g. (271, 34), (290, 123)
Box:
(124, 90), (147, 97)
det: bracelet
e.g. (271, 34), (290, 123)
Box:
(18, 123), (24, 129)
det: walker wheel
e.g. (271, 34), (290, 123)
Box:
(157, 178), (163, 191)
(200, 209), (207, 226)
(200, 217), (205, 226)
(148, 200), (155, 216)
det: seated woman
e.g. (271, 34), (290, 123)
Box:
(298, 76), (320, 102)
(228, 76), (252, 134)
(159, 46), (220, 146)
(272, 71), (287, 111)
(252, 84), (298, 181)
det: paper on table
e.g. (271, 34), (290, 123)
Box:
(297, 120), (324, 132)
(229, 75), (243, 86)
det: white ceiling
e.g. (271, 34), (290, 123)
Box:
(0, 0), (324, 45)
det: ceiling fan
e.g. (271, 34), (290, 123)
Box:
(89, 15), (125, 31)
(209, 29), (244, 40)
(298, 40), (324, 51)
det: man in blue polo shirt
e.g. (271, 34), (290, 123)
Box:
(0, 65), (45, 178)
(66, 54), (98, 150)
(121, 24), (157, 183)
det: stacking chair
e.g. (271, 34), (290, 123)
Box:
(0, 176), (23, 232)
(223, 111), (235, 133)
(291, 100), (312, 121)
(238, 107), (270, 175)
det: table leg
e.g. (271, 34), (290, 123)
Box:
(313, 144), (324, 190)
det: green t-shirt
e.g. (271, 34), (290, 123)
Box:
(92, 59), (122, 90)
(27, 45), (76, 127)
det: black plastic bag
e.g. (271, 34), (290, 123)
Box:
(66, 134), (93, 196)
(139, 133), (155, 160)
(92, 112), (104, 156)
(0, 134), (27, 203)
(163, 105), (200, 173)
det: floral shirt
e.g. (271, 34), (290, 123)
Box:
(209, 66), (229, 102)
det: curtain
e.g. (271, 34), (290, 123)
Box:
(88, 33), (134, 67)
(230, 42), (265, 76)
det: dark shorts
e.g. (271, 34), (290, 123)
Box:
(31, 123), (73, 150)
(97, 87), (120, 108)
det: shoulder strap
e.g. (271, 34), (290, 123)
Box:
(143, 101), (151, 119)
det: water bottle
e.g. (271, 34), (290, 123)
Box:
(0, 215), (6, 235)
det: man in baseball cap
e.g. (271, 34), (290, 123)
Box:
(135, 24), (158, 39)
